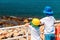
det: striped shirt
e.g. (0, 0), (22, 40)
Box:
(29, 25), (41, 40)
(40, 16), (55, 34)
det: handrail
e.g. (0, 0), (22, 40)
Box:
(0, 25), (28, 40)
(0, 25), (25, 30)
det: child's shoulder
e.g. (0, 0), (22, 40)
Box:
(41, 16), (54, 19)
(41, 17), (48, 20)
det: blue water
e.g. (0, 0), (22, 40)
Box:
(0, 0), (60, 19)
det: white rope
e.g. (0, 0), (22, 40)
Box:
(0, 25), (25, 30)
(55, 20), (60, 23)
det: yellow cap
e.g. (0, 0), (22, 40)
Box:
(32, 18), (40, 26)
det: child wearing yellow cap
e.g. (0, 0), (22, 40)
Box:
(25, 18), (41, 40)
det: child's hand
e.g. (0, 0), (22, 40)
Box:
(24, 23), (30, 27)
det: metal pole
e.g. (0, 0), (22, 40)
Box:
(26, 27), (28, 40)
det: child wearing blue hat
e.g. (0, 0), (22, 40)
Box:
(40, 6), (55, 40)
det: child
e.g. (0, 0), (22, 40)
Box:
(25, 18), (41, 40)
(40, 6), (55, 40)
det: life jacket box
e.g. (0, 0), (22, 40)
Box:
(55, 23), (60, 40)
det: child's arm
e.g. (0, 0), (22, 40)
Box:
(24, 23), (30, 27)
(24, 23), (33, 30)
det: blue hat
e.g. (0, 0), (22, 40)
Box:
(43, 6), (53, 15)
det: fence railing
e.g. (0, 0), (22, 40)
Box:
(0, 25), (28, 40)
(0, 20), (60, 40)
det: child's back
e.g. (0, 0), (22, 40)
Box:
(29, 25), (40, 40)
(40, 16), (55, 34)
